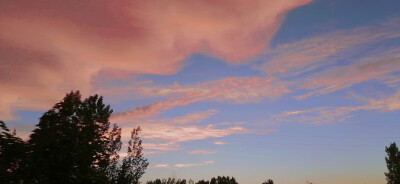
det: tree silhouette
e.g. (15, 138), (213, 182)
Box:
(117, 127), (149, 184)
(262, 179), (274, 184)
(194, 176), (238, 184)
(0, 121), (28, 183)
(210, 177), (216, 184)
(196, 180), (209, 184)
(385, 142), (400, 184)
(25, 91), (148, 183)
(146, 178), (187, 184)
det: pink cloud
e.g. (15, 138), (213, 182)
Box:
(153, 164), (169, 168)
(174, 161), (215, 168)
(141, 142), (181, 152)
(297, 55), (400, 99)
(118, 110), (250, 152)
(257, 18), (400, 76)
(0, 0), (310, 120)
(214, 141), (227, 145)
(118, 109), (217, 125)
(127, 124), (249, 143)
(271, 90), (400, 124)
(111, 77), (289, 122)
(137, 77), (289, 103)
(256, 129), (276, 135)
(378, 75), (400, 88)
(187, 150), (216, 155)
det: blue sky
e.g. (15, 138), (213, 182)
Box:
(1, 0), (400, 183)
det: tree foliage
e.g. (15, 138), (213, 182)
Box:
(147, 177), (237, 184)
(262, 179), (274, 184)
(1, 91), (148, 184)
(117, 127), (149, 184)
(28, 91), (118, 183)
(0, 121), (28, 183)
(192, 176), (237, 184)
(146, 178), (187, 184)
(385, 142), (400, 184)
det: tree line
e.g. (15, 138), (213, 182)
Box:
(1, 91), (400, 184)
(145, 176), (274, 184)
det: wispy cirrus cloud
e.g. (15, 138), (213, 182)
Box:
(153, 161), (215, 168)
(136, 124), (248, 143)
(118, 110), (250, 152)
(214, 141), (227, 145)
(271, 90), (400, 124)
(187, 150), (216, 155)
(137, 109), (218, 125)
(153, 164), (169, 168)
(111, 77), (290, 122)
(257, 18), (400, 76)
(252, 18), (400, 100)
(297, 55), (400, 99)
(174, 161), (215, 168)
(0, 0), (310, 120)
(256, 129), (276, 135)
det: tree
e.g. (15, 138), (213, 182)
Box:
(204, 176), (238, 184)
(385, 142), (400, 184)
(26, 91), (148, 183)
(146, 178), (187, 184)
(0, 121), (28, 183)
(262, 179), (274, 184)
(210, 178), (216, 184)
(196, 180), (209, 184)
(117, 127), (149, 184)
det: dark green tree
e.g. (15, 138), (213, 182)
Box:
(204, 176), (237, 184)
(117, 127), (149, 184)
(196, 180), (209, 184)
(210, 178), (216, 184)
(385, 142), (400, 184)
(146, 178), (187, 184)
(0, 121), (28, 183)
(26, 91), (148, 184)
(262, 179), (274, 184)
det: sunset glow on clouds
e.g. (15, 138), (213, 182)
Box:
(174, 161), (215, 168)
(118, 110), (249, 153)
(0, 0), (309, 120)
(2, 0), (400, 183)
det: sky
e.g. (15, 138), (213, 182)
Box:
(1, 0), (400, 183)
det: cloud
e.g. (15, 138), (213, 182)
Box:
(114, 109), (217, 125)
(271, 90), (400, 124)
(125, 124), (249, 143)
(137, 77), (289, 103)
(0, 0), (310, 120)
(214, 141), (227, 145)
(153, 164), (169, 168)
(111, 77), (290, 122)
(118, 110), (249, 152)
(256, 129), (277, 135)
(154, 161), (215, 168)
(297, 55), (400, 99)
(141, 142), (181, 152)
(257, 18), (400, 76)
(174, 161), (215, 168)
(378, 74), (400, 88)
(187, 150), (216, 155)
